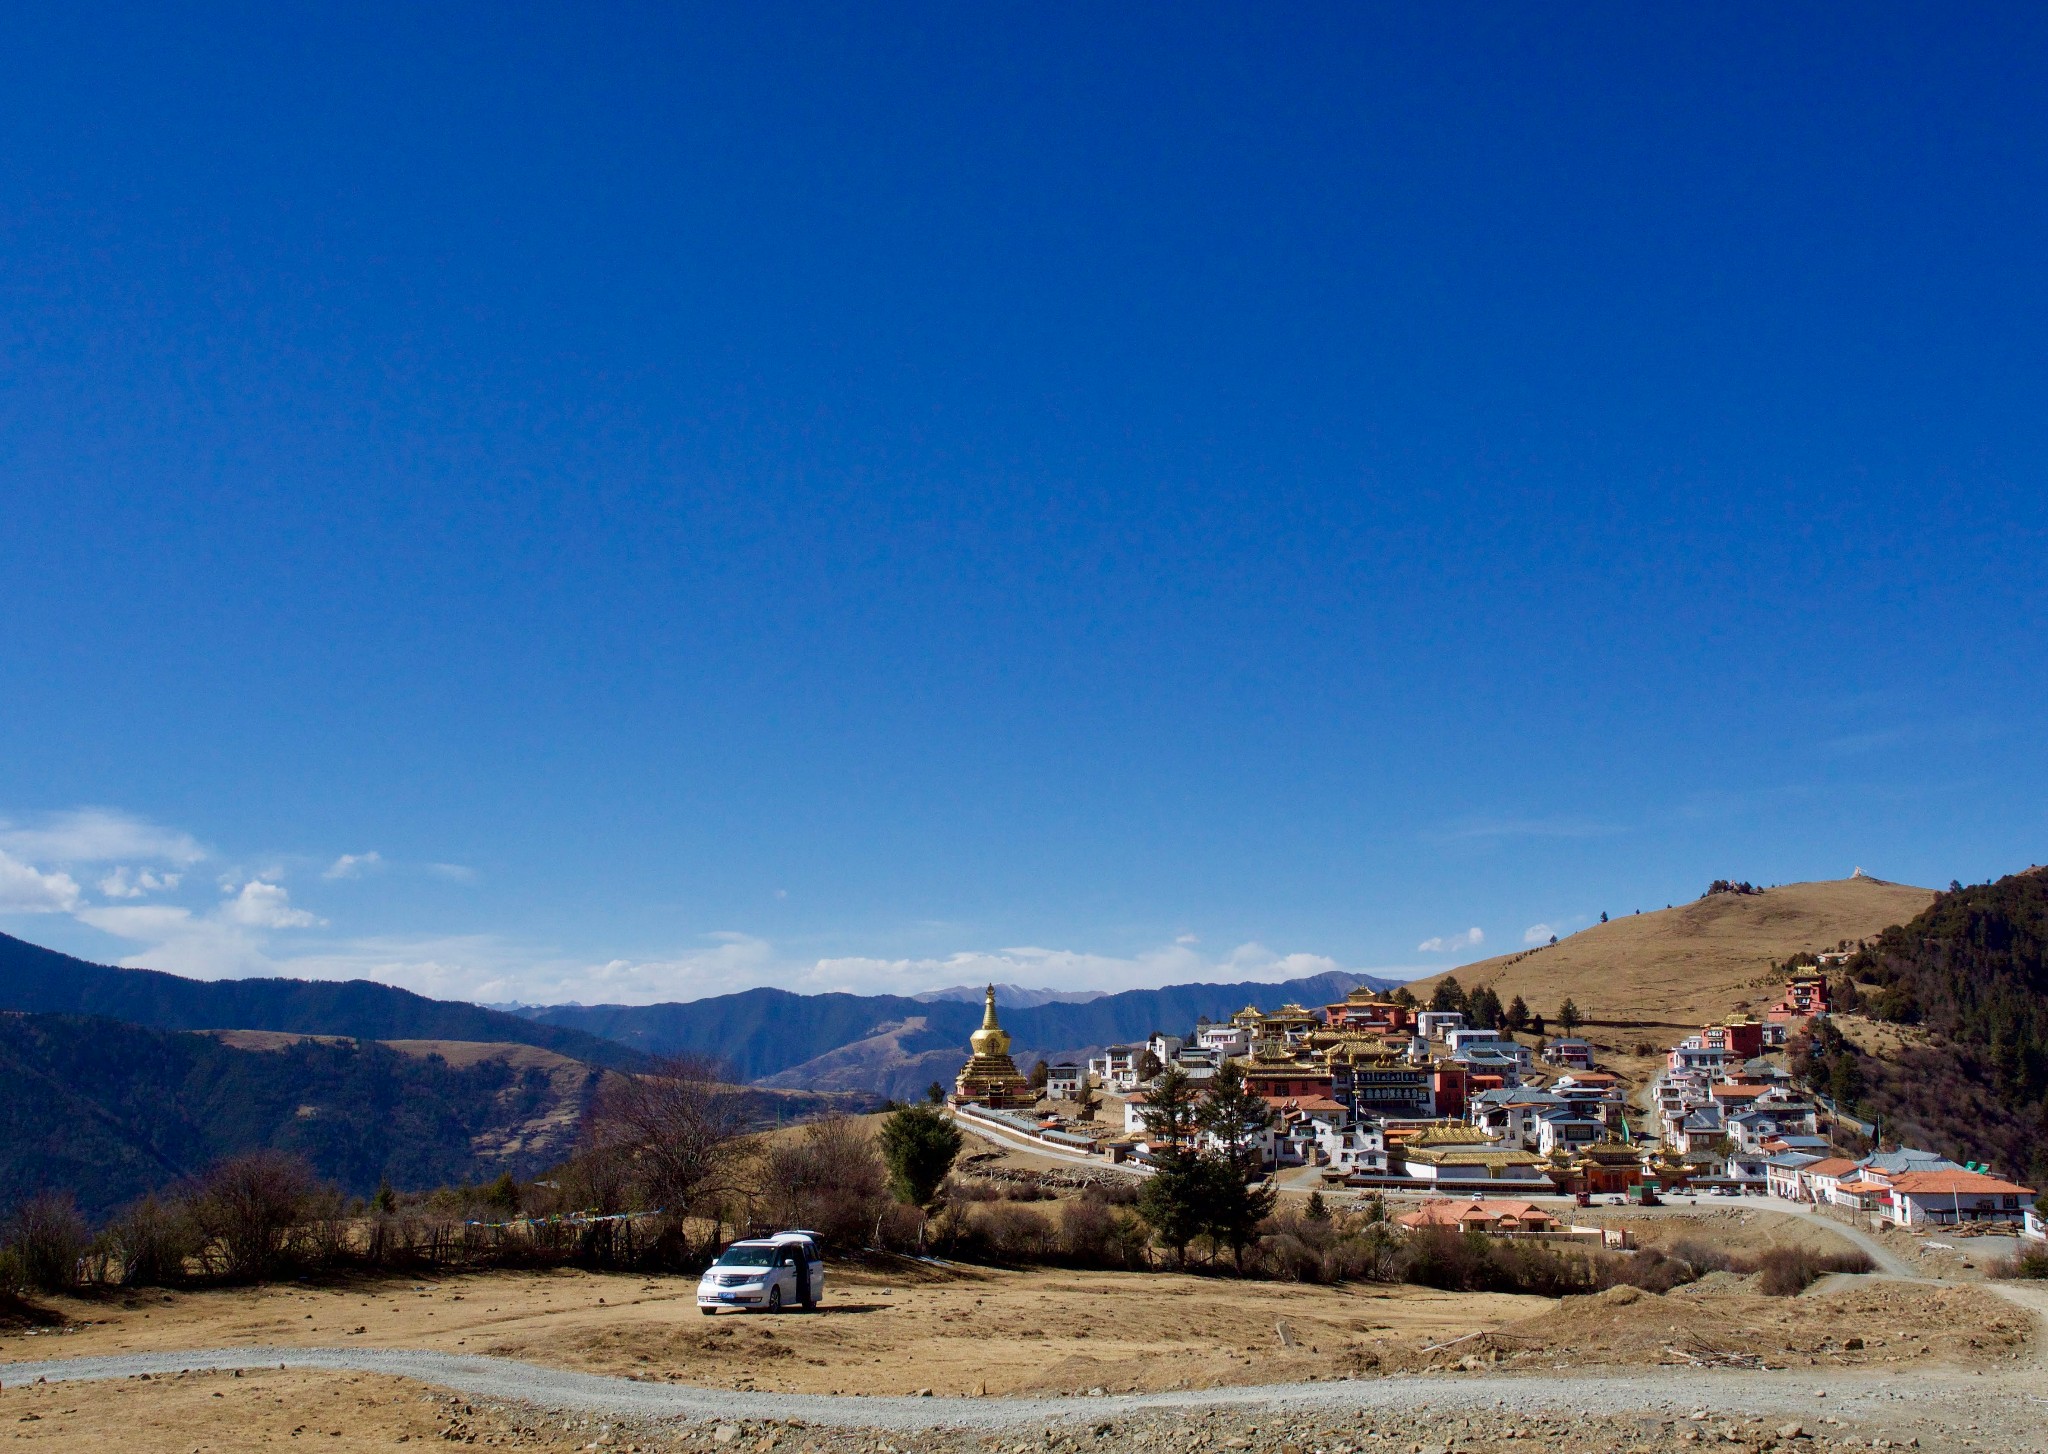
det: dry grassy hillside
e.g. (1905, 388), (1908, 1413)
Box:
(1413, 875), (1934, 1035)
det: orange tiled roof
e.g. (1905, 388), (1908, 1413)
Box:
(1887, 1170), (2036, 1197)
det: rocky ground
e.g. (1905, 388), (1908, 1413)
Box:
(3, 1345), (2043, 1454)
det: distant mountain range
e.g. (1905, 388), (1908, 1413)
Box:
(0, 932), (645, 1071)
(0, 929), (1392, 1094)
(519, 969), (1397, 1093)
(913, 983), (1108, 1008)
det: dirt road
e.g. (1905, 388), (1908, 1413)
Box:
(4, 1341), (2046, 1433)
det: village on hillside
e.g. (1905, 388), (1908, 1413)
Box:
(948, 966), (2046, 1246)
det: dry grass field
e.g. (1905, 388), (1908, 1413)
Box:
(1410, 876), (1934, 1037)
(6, 1261), (1545, 1397)
(3, 1239), (2033, 1454)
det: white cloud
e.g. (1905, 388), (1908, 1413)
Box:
(1523, 923), (1556, 944)
(222, 880), (325, 929)
(1417, 927), (1485, 953)
(72, 903), (275, 978)
(148, 931), (1400, 1009)
(323, 852), (384, 880)
(97, 867), (182, 899)
(425, 863), (478, 884)
(804, 940), (1354, 1001)
(0, 808), (205, 865)
(0, 850), (82, 913)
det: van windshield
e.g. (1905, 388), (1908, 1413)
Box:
(715, 1246), (777, 1267)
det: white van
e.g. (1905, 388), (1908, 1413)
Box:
(695, 1230), (823, 1314)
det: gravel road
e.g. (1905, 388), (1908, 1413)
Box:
(5, 1343), (2046, 1437)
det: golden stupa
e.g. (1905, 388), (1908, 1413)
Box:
(953, 985), (1032, 1108)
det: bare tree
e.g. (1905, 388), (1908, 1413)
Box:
(6, 1192), (88, 1292)
(582, 1056), (749, 1218)
(187, 1151), (323, 1281)
(756, 1114), (890, 1248)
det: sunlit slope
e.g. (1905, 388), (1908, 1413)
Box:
(1413, 876), (1935, 1030)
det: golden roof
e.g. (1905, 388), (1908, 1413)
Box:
(968, 985), (1012, 1058)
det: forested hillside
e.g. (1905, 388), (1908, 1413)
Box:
(0, 1013), (599, 1217)
(1823, 867), (2048, 1184)
(0, 932), (644, 1071)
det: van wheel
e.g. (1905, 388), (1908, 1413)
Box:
(699, 1307), (715, 1317)
(767, 1286), (783, 1312)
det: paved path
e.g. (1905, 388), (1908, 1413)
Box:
(4, 1345), (2046, 1432)
(946, 1108), (1148, 1174)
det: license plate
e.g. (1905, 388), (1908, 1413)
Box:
(718, 1293), (741, 1301)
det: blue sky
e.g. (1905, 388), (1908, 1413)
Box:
(3, 5), (2045, 1005)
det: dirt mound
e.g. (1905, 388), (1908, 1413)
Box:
(1481, 1280), (2026, 1371)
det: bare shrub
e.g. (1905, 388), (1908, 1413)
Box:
(1749, 1246), (1873, 1296)
(1396, 1226), (1597, 1296)
(971, 1202), (1057, 1261)
(1990, 1245), (2048, 1280)
(755, 1115), (890, 1250)
(946, 1178), (1001, 1203)
(5, 1193), (88, 1293)
(106, 1196), (197, 1287)
(1083, 1180), (1139, 1208)
(1058, 1198), (1115, 1263)
(1598, 1247), (1694, 1294)
(1260, 1229), (1322, 1282)
(186, 1151), (323, 1281)
(1668, 1238), (1735, 1275)
(583, 1057), (749, 1222)
(542, 1148), (635, 1217)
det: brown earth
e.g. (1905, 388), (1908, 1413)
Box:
(1480, 1279), (2029, 1372)
(1411, 876), (1934, 1038)
(0, 1368), (596, 1454)
(3, 1260), (2035, 1454)
(1559, 1205), (1866, 1258)
(3, 1262), (1544, 1397)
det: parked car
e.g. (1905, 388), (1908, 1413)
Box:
(696, 1231), (823, 1315)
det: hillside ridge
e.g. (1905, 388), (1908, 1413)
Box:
(1413, 875), (1936, 1031)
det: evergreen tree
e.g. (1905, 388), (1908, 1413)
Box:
(1828, 1052), (1865, 1112)
(1558, 998), (1583, 1033)
(925, 1081), (946, 1105)
(878, 1102), (963, 1210)
(1197, 1061), (1278, 1271)
(1136, 1064), (1203, 1153)
(1389, 985), (1418, 1009)
(1137, 1155), (1208, 1268)
(1134, 1066), (1207, 1265)
(1430, 976), (1469, 1016)
(1468, 986), (1503, 1030)
(1304, 1190), (1328, 1222)
(1504, 995), (1530, 1033)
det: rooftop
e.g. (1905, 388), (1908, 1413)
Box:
(1887, 1170), (2037, 1197)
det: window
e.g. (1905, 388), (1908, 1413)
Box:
(716, 1245), (778, 1267)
